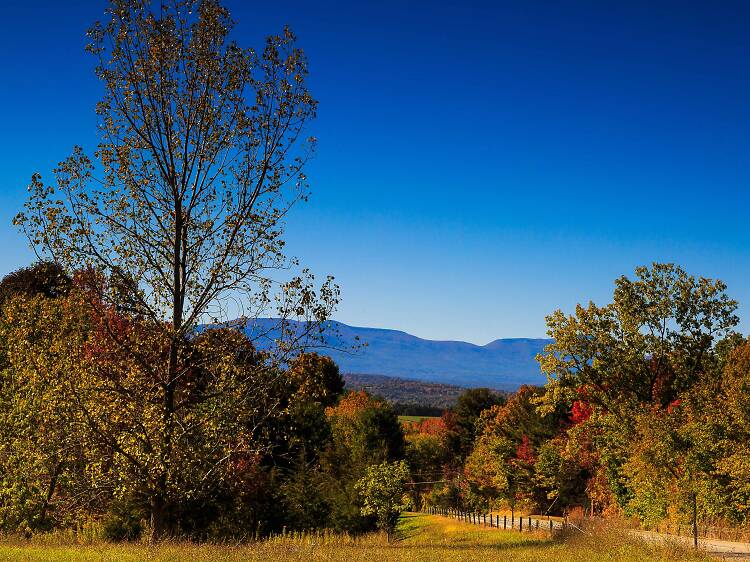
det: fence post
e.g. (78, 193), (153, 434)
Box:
(489, 513), (493, 527)
(504, 515), (507, 529)
(528, 516), (531, 530)
(549, 519), (553, 532)
(519, 517), (523, 532)
(483, 513), (486, 526)
(536, 519), (539, 530)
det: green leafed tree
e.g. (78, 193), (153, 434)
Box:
(535, 263), (739, 531)
(0, 266), (85, 535)
(445, 388), (504, 464)
(713, 338), (750, 524)
(355, 460), (411, 542)
(537, 263), (738, 419)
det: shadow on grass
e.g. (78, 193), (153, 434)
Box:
(394, 513), (427, 541)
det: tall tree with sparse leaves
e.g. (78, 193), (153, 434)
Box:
(14, 0), (337, 539)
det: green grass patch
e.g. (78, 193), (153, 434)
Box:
(0, 513), (713, 561)
(398, 415), (439, 424)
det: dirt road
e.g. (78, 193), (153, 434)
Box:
(634, 529), (750, 559)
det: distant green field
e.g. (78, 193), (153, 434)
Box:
(398, 415), (439, 424)
(0, 514), (711, 561)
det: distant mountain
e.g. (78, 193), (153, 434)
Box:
(241, 318), (551, 390)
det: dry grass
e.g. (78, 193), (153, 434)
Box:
(0, 513), (714, 561)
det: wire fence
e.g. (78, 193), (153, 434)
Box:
(422, 506), (567, 534)
(424, 506), (750, 546)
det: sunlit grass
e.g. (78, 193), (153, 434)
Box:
(0, 513), (713, 561)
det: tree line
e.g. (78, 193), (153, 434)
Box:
(418, 263), (750, 546)
(2, 261), (749, 542)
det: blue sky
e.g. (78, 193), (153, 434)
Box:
(1, 0), (749, 344)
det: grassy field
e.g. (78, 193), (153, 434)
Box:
(0, 513), (713, 562)
(398, 415), (439, 424)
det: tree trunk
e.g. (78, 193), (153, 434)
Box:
(39, 461), (62, 528)
(692, 492), (698, 549)
(151, 192), (183, 544)
(150, 495), (168, 542)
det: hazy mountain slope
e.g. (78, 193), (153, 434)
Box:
(242, 318), (551, 390)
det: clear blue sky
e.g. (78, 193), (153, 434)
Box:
(1, 0), (749, 344)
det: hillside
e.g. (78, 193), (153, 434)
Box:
(343, 373), (467, 411)
(242, 318), (551, 390)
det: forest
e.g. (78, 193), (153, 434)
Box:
(1, 260), (749, 547)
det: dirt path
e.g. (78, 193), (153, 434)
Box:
(633, 529), (750, 559)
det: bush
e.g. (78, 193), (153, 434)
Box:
(101, 501), (144, 542)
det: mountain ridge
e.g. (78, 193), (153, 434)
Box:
(241, 318), (551, 390)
